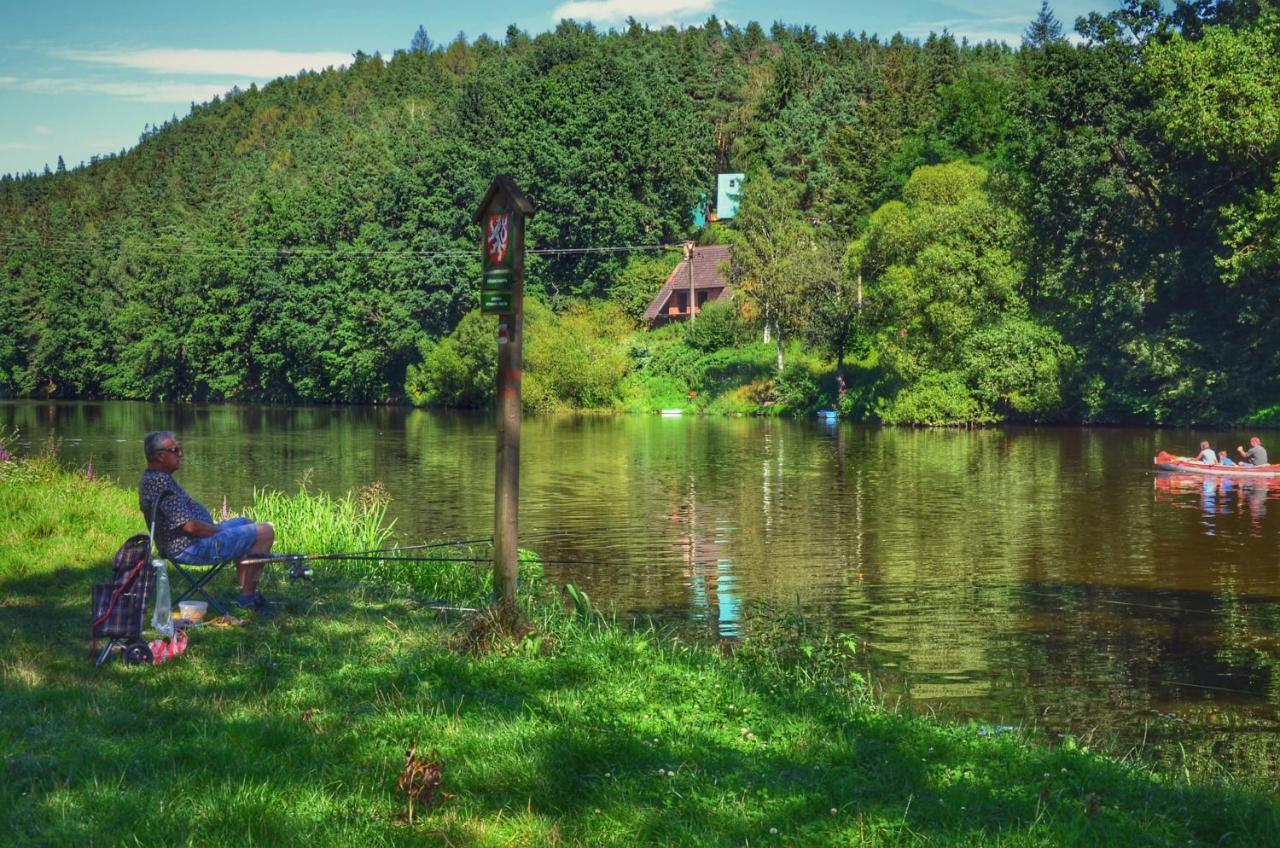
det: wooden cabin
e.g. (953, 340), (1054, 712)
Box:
(642, 245), (734, 328)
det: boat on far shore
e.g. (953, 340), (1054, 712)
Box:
(1153, 450), (1280, 477)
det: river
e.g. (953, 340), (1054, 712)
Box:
(4, 400), (1279, 775)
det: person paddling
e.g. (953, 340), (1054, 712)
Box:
(1237, 436), (1269, 466)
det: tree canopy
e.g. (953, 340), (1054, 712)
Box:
(2, 4), (1278, 424)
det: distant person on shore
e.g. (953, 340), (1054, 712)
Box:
(1195, 441), (1217, 464)
(1218, 450), (1236, 467)
(1237, 436), (1269, 466)
(138, 430), (275, 610)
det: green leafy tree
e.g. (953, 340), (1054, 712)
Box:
(850, 162), (1068, 423)
(725, 171), (812, 372)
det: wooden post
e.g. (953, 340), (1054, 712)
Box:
(686, 242), (696, 322)
(475, 176), (535, 619)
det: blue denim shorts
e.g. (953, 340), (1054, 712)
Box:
(173, 517), (258, 564)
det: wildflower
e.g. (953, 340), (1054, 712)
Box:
(658, 769), (666, 776)
(83, 460), (95, 481)
(0, 443), (10, 462)
(769, 827), (778, 835)
(604, 772), (611, 778)
(830, 808), (838, 815)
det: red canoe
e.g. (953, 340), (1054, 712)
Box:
(1154, 450), (1280, 477)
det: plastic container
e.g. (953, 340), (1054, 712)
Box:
(177, 600), (208, 623)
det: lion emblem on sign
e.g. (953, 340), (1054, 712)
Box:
(486, 213), (510, 266)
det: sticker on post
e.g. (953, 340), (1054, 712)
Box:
(497, 323), (509, 345)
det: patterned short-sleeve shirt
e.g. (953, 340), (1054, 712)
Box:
(138, 470), (213, 557)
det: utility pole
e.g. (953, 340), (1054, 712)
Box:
(475, 175), (534, 621)
(686, 242), (696, 322)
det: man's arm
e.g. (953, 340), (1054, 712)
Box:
(180, 519), (220, 538)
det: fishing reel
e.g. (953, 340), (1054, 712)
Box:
(284, 556), (314, 581)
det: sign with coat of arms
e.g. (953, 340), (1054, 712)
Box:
(481, 211), (515, 312)
(474, 176), (532, 315)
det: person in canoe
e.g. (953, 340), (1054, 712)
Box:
(1194, 441), (1218, 464)
(1237, 436), (1270, 466)
(1218, 450), (1237, 467)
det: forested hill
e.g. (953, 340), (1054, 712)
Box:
(2, 4), (1278, 425)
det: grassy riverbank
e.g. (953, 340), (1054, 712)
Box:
(2, 455), (1277, 846)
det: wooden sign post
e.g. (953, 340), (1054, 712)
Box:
(475, 175), (534, 618)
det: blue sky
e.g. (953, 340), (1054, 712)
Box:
(1, 0), (1118, 177)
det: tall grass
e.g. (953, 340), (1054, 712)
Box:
(250, 479), (396, 556)
(247, 477), (540, 604)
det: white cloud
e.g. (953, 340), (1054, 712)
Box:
(33, 125), (51, 135)
(0, 142), (41, 150)
(53, 47), (351, 77)
(1, 77), (241, 104)
(551, 0), (716, 26)
(901, 16), (1027, 45)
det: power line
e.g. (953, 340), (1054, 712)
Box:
(0, 232), (677, 261)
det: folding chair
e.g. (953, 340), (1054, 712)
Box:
(168, 556), (234, 619)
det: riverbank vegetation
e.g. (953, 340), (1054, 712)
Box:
(2, 3), (1279, 425)
(2, 450), (1278, 845)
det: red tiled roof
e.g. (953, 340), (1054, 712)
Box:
(642, 244), (734, 322)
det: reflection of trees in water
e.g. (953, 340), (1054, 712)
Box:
(1010, 581), (1280, 769)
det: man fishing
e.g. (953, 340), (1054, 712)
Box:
(138, 430), (275, 610)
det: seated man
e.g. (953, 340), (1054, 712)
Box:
(138, 430), (275, 610)
(1218, 450), (1236, 467)
(1237, 436), (1270, 466)
(1194, 441), (1217, 464)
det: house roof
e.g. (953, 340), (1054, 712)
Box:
(642, 244), (734, 322)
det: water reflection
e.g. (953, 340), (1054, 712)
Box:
(5, 401), (1280, 775)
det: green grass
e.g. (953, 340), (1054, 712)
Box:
(2, 458), (1278, 846)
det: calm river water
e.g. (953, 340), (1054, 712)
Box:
(5, 401), (1280, 772)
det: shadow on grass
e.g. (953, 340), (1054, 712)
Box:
(2, 563), (1278, 846)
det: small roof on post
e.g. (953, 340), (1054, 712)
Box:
(473, 174), (535, 222)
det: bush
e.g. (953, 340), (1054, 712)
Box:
(404, 310), (495, 408)
(685, 299), (740, 352)
(774, 361), (825, 416)
(878, 371), (994, 426)
(618, 373), (691, 412)
(607, 251), (681, 319)
(960, 316), (1070, 419)
(524, 300), (633, 411)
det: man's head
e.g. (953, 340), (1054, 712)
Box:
(1251, 436), (1262, 447)
(144, 430), (183, 472)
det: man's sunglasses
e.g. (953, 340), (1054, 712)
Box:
(156, 446), (184, 456)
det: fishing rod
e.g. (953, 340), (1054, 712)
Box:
(240, 543), (492, 568)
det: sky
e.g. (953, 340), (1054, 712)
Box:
(0, 0), (1119, 177)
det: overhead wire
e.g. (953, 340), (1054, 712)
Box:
(0, 232), (677, 260)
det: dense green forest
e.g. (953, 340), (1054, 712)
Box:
(1, 1), (1277, 424)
